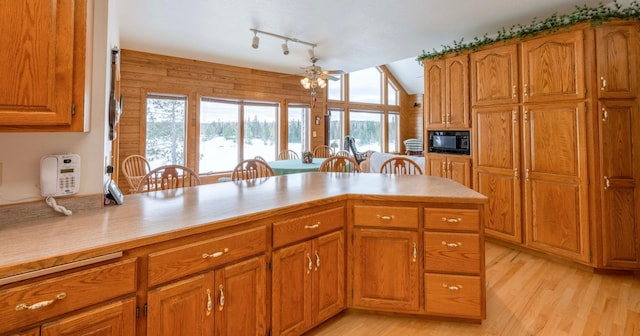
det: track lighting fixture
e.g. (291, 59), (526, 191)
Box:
(249, 28), (317, 53)
(252, 31), (259, 49)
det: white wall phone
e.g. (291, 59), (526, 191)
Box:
(40, 154), (81, 197)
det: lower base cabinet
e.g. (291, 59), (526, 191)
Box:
(41, 298), (136, 336)
(272, 231), (345, 336)
(352, 228), (420, 312)
(147, 256), (266, 336)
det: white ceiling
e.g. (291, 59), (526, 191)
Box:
(116, 0), (625, 95)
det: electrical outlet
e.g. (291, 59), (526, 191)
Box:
(312, 131), (317, 138)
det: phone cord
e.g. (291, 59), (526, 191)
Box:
(45, 196), (73, 216)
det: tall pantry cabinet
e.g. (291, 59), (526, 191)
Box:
(467, 21), (640, 268)
(595, 23), (640, 269)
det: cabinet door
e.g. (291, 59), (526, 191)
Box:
(0, 0), (85, 130)
(41, 298), (136, 336)
(352, 228), (419, 312)
(447, 156), (471, 188)
(272, 241), (312, 336)
(445, 54), (470, 129)
(471, 44), (519, 106)
(473, 106), (522, 243)
(596, 24), (638, 99)
(214, 256), (267, 336)
(599, 101), (640, 268)
(148, 273), (214, 336)
(522, 103), (590, 262)
(426, 154), (446, 178)
(312, 231), (345, 324)
(424, 60), (446, 128)
(521, 29), (586, 103)
(10, 327), (40, 336)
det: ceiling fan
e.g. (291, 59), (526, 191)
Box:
(297, 49), (344, 94)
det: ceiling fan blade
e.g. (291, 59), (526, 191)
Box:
(324, 70), (344, 74)
(327, 74), (340, 81)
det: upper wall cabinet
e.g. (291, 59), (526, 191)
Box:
(470, 44), (519, 106)
(423, 55), (469, 129)
(0, 0), (87, 132)
(596, 23), (638, 99)
(521, 29), (586, 103)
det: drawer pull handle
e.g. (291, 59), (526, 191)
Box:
(442, 284), (463, 291)
(377, 215), (394, 221)
(16, 292), (67, 311)
(304, 222), (320, 229)
(442, 241), (462, 248)
(441, 217), (462, 223)
(206, 289), (212, 316)
(218, 285), (225, 311)
(202, 248), (229, 259)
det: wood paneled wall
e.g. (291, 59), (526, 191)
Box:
(115, 49), (420, 191)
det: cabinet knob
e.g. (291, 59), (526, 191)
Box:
(600, 76), (607, 91)
(441, 217), (462, 223)
(206, 289), (212, 316)
(412, 242), (417, 262)
(442, 241), (462, 248)
(304, 222), (320, 229)
(376, 215), (394, 221)
(202, 248), (229, 259)
(218, 285), (225, 311)
(604, 176), (610, 190)
(442, 283), (463, 291)
(601, 107), (608, 122)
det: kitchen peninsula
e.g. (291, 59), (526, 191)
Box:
(0, 173), (487, 336)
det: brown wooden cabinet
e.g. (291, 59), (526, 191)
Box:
(598, 101), (640, 268)
(272, 231), (344, 336)
(521, 29), (586, 103)
(473, 105), (522, 243)
(522, 102), (590, 263)
(0, 0), (87, 131)
(424, 54), (470, 129)
(41, 298), (136, 336)
(426, 153), (472, 187)
(471, 44), (519, 106)
(352, 228), (420, 312)
(423, 208), (484, 320)
(596, 23), (638, 99)
(351, 205), (420, 313)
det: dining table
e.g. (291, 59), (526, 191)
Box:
(268, 158), (325, 175)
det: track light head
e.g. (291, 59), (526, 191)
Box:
(282, 42), (289, 55)
(252, 33), (259, 49)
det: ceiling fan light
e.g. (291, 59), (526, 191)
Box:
(317, 78), (327, 88)
(252, 34), (259, 49)
(301, 77), (311, 89)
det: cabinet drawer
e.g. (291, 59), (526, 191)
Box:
(273, 207), (344, 249)
(424, 232), (480, 274)
(148, 226), (266, 286)
(0, 258), (136, 334)
(425, 273), (482, 319)
(424, 208), (479, 231)
(353, 205), (418, 229)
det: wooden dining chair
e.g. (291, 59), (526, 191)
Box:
(277, 150), (299, 160)
(379, 157), (423, 175)
(254, 156), (267, 163)
(319, 156), (361, 173)
(313, 145), (333, 158)
(136, 164), (201, 193)
(333, 150), (351, 157)
(231, 159), (276, 181)
(122, 154), (151, 193)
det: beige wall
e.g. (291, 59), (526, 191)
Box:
(0, 0), (118, 206)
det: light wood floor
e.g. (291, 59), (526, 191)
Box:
(306, 242), (640, 336)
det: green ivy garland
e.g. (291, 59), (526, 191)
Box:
(416, 0), (640, 62)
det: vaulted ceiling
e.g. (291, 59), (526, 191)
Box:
(117, 0), (624, 95)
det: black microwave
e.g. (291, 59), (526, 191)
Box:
(428, 131), (470, 155)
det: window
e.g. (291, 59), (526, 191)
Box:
(199, 99), (240, 173)
(287, 104), (311, 153)
(387, 82), (398, 106)
(388, 112), (400, 152)
(328, 108), (345, 151)
(349, 67), (382, 104)
(145, 94), (187, 169)
(349, 110), (383, 152)
(328, 75), (343, 101)
(199, 98), (278, 174)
